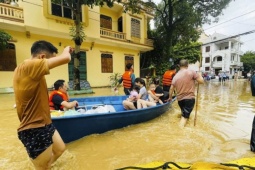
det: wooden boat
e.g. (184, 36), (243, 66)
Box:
(51, 95), (175, 143)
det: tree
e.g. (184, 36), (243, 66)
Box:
(145, 0), (232, 69)
(0, 30), (12, 50)
(241, 51), (255, 72)
(52, 0), (118, 90)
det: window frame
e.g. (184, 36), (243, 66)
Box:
(205, 57), (210, 63)
(0, 43), (17, 71)
(101, 53), (113, 73)
(50, 0), (82, 20)
(125, 56), (134, 71)
(205, 46), (210, 52)
(100, 14), (112, 29)
(131, 18), (141, 38)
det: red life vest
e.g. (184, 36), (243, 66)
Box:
(162, 70), (176, 86)
(122, 71), (132, 89)
(49, 90), (68, 110)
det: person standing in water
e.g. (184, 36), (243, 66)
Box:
(250, 71), (255, 96)
(13, 40), (73, 169)
(116, 63), (135, 95)
(168, 59), (204, 127)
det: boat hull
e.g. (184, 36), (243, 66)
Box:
(52, 95), (172, 143)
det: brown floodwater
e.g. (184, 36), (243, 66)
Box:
(0, 80), (254, 170)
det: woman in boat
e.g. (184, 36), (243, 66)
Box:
(122, 78), (147, 110)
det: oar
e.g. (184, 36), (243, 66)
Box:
(194, 46), (202, 126)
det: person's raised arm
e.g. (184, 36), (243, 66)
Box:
(48, 46), (73, 69)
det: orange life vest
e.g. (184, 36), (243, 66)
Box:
(162, 70), (176, 86)
(122, 71), (132, 89)
(49, 90), (68, 110)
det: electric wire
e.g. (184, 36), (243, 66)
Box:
(204, 9), (255, 31)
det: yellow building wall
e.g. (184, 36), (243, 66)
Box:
(0, 30), (71, 88)
(0, 29), (140, 88)
(100, 7), (122, 32)
(0, 0), (151, 88)
(18, 0), (72, 37)
(86, 44), (139, 87)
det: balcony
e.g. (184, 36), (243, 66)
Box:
(231, 49), (243, 55)
(230, 61), (243, 67)
(100, 28), (154, 47)
(100, 28), (126, 41)
(0, 3), (24, 23)
(145, 38), (153, 46)
(212, 61), (223, 68)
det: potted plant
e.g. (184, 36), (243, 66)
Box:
(109, 73), (121, 94)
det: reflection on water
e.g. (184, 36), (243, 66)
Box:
(0, 80), (254, 170)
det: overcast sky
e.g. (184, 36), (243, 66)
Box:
(151, 0), (255, 53)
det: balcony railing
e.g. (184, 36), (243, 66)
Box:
(145, 38), (153, 46)
(212, 61), (222, 67)
(100, 28), (154, 47)
(100, 28), (126, 41)
(0, 3), (24, 23)
(230, 61), (243, 66)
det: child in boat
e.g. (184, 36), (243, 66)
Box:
(126, 85), (140, 102)
(148, 83), (163, 104)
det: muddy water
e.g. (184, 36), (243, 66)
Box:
(0, 80), (254, 170)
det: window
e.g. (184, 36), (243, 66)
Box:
(205, 57), (210, 63)
(131, 18), (140, 38)
(205, 46), (210, 52)
(101, 54), (113, 73)
(51, 1), (81, 20)
(225, 46), (229, 49)
(217, 56), (222, 61)
(0, 43), (16, 71)
(125, 56), (134, 71)
(205, 67), (210, 71)
(100, 15), (112, 29)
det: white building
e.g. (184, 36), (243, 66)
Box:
(200, 32), (243, 77)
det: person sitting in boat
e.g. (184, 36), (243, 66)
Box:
(126, 85), (140, 102)
(148, 83), (163, 104)
(49, 79), (78, 111)
(122, 78), (147, 110)
(116, 63), (136, 95)
(137, 78), (165, 109)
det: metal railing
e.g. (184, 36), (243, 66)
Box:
(0, 3), (23, 23)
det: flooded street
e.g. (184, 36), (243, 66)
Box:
(0, 79), (254, 170)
